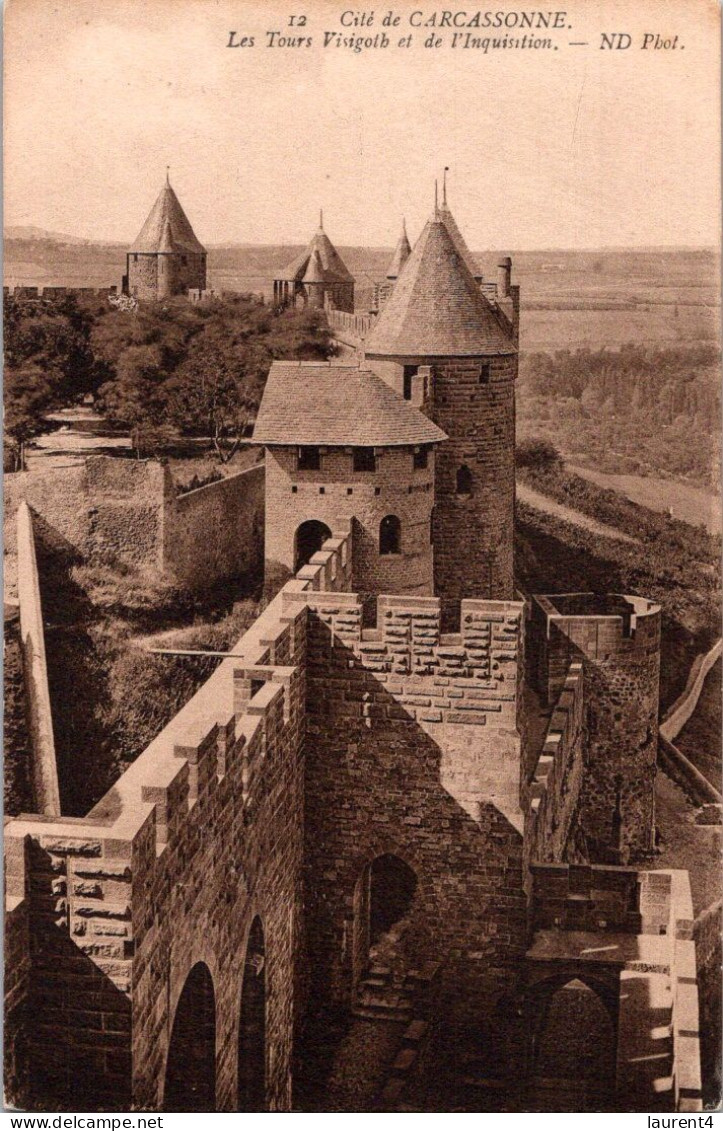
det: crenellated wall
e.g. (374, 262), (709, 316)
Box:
(3, 529), (353, 1111)
(298, 589), (527, 1037)
(524, 661), (584, 868)
(529, 593), (661, 863)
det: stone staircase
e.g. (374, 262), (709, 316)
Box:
(616, 969), (675, 1110)
(355, 963), (439, 1026)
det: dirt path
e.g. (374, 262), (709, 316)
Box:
(516, 482), (638, 544)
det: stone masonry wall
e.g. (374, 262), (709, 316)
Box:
(430, 354), (516, 613)
(4, 456), (265, 594)
(530, 594), (661, 863)
(264, 446), (434, 606)
(364, 352), (517, 619)
(16, 504), (61, 816)
(164, 463), (264, 589)
(298, 588), (527, 1044)
(524, 662), (584, 869)
(4, 459), (169, 575)
(3, 532), (353, 1112)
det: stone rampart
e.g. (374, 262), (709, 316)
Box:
(524, 661), (584, 867)
(3, 528), (353, 1111)
(165, 464), (264, 589)
(298, 589), (526, 1040)
(530, 593), (661, 862)
(16, 504), (61, 816)
(4, 456), (265, 593)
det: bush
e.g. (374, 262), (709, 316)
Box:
(516, 437), (563, 470)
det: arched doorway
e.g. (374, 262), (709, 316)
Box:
(164, 962), (216, 1111)
(532, 978), (615, 1104)
(237, 917), (266, 1111)
(352, 854), (418, 994)
(294, 520), (331, 573)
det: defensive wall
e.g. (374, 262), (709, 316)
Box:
(4, 457), (264, 593)
(526, 863), (702, 1111)
(529, 593), (661, 863)
(15, 504), (61, 817)
(264, 445), (435, 612)
(4, 517), (704, 1110)
(299, 586), (528, 1042)
(523, 661), (584, 869)
(4, 286), (119, 300)
(3, 528), (353, 1111)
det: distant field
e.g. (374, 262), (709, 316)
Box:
(5, 239), (720, 352)
(568, 465), (721, 535)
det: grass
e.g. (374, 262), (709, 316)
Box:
(39, 552), (262, 816)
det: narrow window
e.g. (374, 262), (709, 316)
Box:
(456, 465), (473, 496)
(413, 446), (428, 470)
(479, 363), (491, 384)
(298, 446), (321, 471)
(353, 447), (376, 472)
(403, 365), (418, 401)
(379, 515), (401, 555)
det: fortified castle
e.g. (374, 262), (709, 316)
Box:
(3, 179), (705, 1113)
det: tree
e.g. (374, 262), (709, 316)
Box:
(3, 295), (100, 468)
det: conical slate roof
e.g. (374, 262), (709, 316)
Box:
(252, 362), (447, 447)
(129, 179), (206, 255)
(302, 249), (326, 284)
(365, 217), (515, 358)
(280, 221), (354, 284)
(386, 221), (411, 279)
(438, 202), (482, 281)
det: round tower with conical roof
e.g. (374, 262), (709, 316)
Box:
(364, 196), (518, 623)
(125, 174), (207, 300)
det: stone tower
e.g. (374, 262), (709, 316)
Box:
(364, 197), (519, 621)
(273, 214), (355, 312)
(124, 173), (207, 300)
(252, 360), (445, 613)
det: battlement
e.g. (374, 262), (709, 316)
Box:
(530, 591), (661, 704)
(283, 590), (524, 729)
(4, 285), (119, 301)
(524, 661), (584, 866)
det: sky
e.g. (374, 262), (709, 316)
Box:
(3, 0), (720, 249)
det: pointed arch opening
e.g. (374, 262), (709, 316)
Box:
(294, 520), (331, 572)
(237, 917), (267, 1112)
(351, 853), (418, 996)
(164, 962), (216, 1112)
(533, 978), (615, 1096)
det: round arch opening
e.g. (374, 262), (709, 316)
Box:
(294, 520), (332, 573)
(164, 962), (216, 1112)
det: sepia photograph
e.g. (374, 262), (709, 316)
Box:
(2, 0), (721, 1115)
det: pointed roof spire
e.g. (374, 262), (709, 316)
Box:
(365, 217), (514, 358)
(280, 219), (354, 283)
(319, 209), (324, 231)
(386, 219), (412, 280)
(166, 165), (170, 185)
(303, 248), (325, 284)
(438, 195), (483, 282)
(129, 177), (206, 255)
(443, 166), (449, 206)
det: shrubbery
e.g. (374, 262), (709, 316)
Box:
(517, 344), (721, 486)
